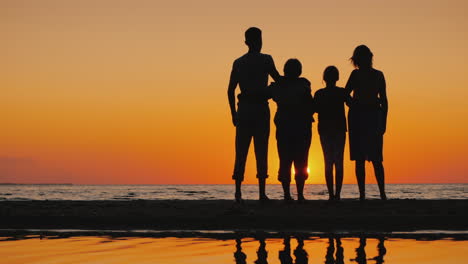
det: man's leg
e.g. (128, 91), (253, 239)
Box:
(254, 133), (269, 200)
(232, 124), (252, 202)
(253, 110), (270, 201)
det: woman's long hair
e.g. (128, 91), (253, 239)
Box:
(350, 45), (373, 69)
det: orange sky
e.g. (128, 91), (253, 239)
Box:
(2, 0), (468, 184)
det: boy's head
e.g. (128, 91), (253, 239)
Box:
(245, 27), (262, 52)
(323, 65), (339, 85)
(284, 59), (302, 78)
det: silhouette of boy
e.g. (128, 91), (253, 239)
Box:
(227, 27), (281, 202)
(314, 66), (347, 201)
(270, 59), (313, 202)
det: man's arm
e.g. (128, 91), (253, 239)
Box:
(268, 55), (281, 82)
(227, 62), (239, 126)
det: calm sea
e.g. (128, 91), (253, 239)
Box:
(0, 184), (466, 201)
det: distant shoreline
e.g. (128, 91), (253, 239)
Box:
(1, 199), (466, 232)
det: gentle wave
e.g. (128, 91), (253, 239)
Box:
(0, 184), (466, 201)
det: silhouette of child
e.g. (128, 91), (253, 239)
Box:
(314, 66), (347, 201)
(270, 59), (313, 202)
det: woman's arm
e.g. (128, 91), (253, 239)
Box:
(378, 71), (388, 134)
(344, 70), (356, 107)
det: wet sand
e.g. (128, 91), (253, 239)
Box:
(0, 199), (466, 232)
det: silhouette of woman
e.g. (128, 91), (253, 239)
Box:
(346, 45), (388, 200)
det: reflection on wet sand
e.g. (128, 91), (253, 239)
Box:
(0, 234), (465, 264)
(235, 237), (386, 264)
(350, 237), (387, 264)
(277, 237), (308, 264)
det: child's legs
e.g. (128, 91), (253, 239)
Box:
(320, 133), (335, 198)
(332, 132), (346, 198)
(294, 132), (311, 198)
(277, 136), (293, 198)
(277, 135), (293, 184)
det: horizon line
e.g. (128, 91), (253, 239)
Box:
(0, 183), (466, 186)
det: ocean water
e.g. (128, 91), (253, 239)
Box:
(0, 234), (466, 264)
(0, 184), (466, 201)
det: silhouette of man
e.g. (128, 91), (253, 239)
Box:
(228, 27), (281, 202)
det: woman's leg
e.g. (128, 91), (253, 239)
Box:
(355, 160), (366, 200)
(372, 161), (386, 200)
(335, 160), (343, 200)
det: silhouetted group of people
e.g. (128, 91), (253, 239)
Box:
(228, 27), (388, 202)
(234, 237), (386, 264)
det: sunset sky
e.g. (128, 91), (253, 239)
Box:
(2, 0), (467, 184)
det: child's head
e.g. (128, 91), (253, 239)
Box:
(323, 65), (339, 86)
(284, 59), (302, 78)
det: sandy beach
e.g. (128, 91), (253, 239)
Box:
(0, 199), (466, 232)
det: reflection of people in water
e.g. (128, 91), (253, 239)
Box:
(234, 238), (247, 264)
(350, 237), (386, 264)
(255, 238), (268, 264)
(325, 237), (344, 264)
(279, 237), (308, 264)
(279, 237), (293, 264)
(371, 238), (386, 264)
(294, 238), (308, 264)
(335, 238), (344, 264)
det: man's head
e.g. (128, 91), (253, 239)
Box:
(284, 59), (302, 78)
(245, 27), (262, 52)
